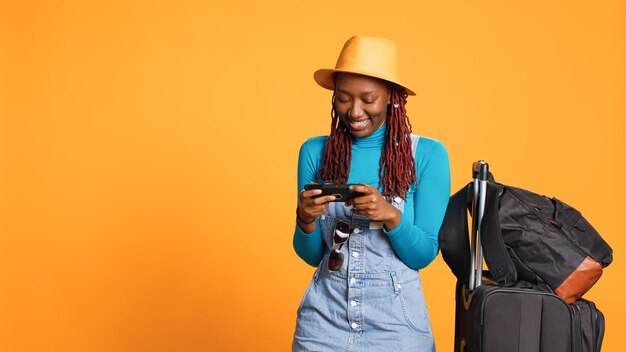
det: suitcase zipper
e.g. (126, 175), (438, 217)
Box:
(582, 299), (605, 352)
(594, 305), (605, 351)
(571, 303), (582, 352)
(585, 300), (597, 352)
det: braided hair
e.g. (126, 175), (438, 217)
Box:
(318, 83), (416, 199)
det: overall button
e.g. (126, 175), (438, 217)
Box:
(351, 322), (359, 329)
(350, 300), (358, 307)
(351, 251), (359, 258)
(320, 215), (325, 220)
(350, 277), (357, 285)
(352, 228), (361, 234)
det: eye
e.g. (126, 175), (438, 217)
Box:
(336, 97), (350, 103)
(362, 95), (377, 104)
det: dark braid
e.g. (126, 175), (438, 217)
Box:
(319, 85), (416, 199)
(379, 88), (416, 198)
(319, 93), (352, 184)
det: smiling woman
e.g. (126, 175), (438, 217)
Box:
(333, 73), (390, 137)
(291, 36), (451, 351)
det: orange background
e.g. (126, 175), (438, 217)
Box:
(1, 1), (625, 351)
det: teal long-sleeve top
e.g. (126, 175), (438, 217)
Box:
(293, 124), (451, 270)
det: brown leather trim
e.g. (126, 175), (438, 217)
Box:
(555, 256), (602, 304)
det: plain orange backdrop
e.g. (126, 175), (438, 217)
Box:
(1, 0), (625, 351)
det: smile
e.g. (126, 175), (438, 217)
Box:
(349, 119), (369, 129)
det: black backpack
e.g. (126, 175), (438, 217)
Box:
(439, 174), (613, 303)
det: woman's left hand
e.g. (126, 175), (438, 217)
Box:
(345, 183), (401, 231)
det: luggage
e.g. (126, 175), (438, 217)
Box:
(449, 161), (605, 352)
(440, 168), (613, 303)
(454, 281), (605, 352)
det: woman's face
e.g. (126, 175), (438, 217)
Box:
(334, 73), (390, 138)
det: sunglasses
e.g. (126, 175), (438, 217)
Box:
(328, 220), (352, 272)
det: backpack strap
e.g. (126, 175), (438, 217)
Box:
(481, 183), (518, 286)
(439, 183), (472, 283)
(439, 181), (518, 286)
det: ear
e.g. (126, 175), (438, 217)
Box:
(386, 84), (393, 104)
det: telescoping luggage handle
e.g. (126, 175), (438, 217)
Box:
(468, 160), (489, 292)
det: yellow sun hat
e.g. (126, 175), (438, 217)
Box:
(313, 36), (415, 96)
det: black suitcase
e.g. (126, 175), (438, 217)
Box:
(454, 161), (605, 352)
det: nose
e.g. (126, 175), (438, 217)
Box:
(348, 101), (363, 119)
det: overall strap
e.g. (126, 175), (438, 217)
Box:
(410, 134), (420, 156)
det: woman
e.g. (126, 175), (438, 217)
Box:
(293, 36), (450, 351)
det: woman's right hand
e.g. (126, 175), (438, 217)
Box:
(297, 182), (336, 230)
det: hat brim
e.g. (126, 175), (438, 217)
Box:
(314, 68), (416, 96)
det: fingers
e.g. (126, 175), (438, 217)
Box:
(297, 199), (328, 221)
(299, 181), (320, 200)
(297, 202), (328, 225)
(351, 197), (386, 218)
(299, 190), (336, 204)
(351, 194), (378, 212)
(349, 184), (384, 217)
(300, 201), (331, 219)
(352, 202), (377, 212)
(300, 188), (322, 200)
(307, 203), (330, 216)
(350, 194), (378, 205)
(349, 183), (374, 195)
(298, 184), (336, 221)
(348, 183), (381, 206)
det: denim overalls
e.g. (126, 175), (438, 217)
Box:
(293, 135), (435, 352)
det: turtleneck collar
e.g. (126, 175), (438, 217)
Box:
(352, 123), (387, 148)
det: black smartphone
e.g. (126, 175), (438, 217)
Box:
(304, 184), (365, 202)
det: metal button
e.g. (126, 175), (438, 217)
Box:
(351, 322), (358, 329)
(321, 215), (325, 220)
(353, 228), (361, 234)
(350, 300), (358, 307)
(396, 284), (402, 289)
(350, 278), (357, 285)
(351, 251), (359, 258)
